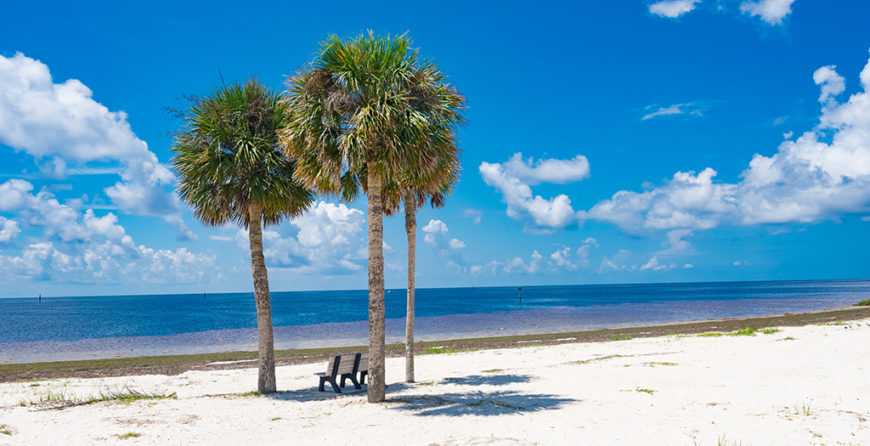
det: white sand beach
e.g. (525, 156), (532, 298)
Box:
(1, 320), (868, 445)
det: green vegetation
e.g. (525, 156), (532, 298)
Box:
(481, 368), (504, 373)
(760, 328), (780, 335)
(726, 327), (756, 336)
(635, 387), (656, 395)
(19, 389), (176, 408)
(113, 432), (142, 440)
(0, 424), (11, 436)
(644, 362), (678, 367)
(423, 347), (457, 355)
(417, 381), (435, 386)
(698, 332), (723, 337)
(782, 336), (796, 341)
(270, 417), (282, 421)
(237, 391), (263, 398)
(611, 334), (632, 341)
(855, 299), (870, 306)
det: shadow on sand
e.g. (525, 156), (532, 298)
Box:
(440, 373), (532, 386)
(387, 373), (576, 416)
(387, 390), (576, 416)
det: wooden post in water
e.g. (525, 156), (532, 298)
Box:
(518, 287), (522, 303)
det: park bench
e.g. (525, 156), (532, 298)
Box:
(315, 352), (368, 393)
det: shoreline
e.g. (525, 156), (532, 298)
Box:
(2, 304), (869, 383)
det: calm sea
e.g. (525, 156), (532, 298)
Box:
(1, 279), (868, 364)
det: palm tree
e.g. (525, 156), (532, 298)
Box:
(383, 132), (463, 384)
(172, 79), (313, 394)
(281, 32), (463, 402)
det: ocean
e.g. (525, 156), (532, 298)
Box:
(1, 279), (868, 364)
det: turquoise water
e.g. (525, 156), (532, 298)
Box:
(0, 279), (867, 363)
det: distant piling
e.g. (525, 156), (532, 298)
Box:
(518, 287), (522, 302)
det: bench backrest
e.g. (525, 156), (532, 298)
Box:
(357, 353), (368, 372)
(325, 354), (358, 376)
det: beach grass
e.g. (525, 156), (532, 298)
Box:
(19, 388), (176, 408)
(727, 327), (756, 336)
(635, 387), (656, 395)
(697, 332), (723, 337)
(2, 306), (868, 383)
(113, 432), (141, 440)
(760, 328), (780, 335)
(423, 347), (457, 355)
(611, 334), (632, 341)
(856, 299), (870, 306)
(0, 424), (11, 435)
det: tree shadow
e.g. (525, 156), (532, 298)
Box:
(440, 374), (532, 386)
(387, 390), (576, 417)
(266, 385), (368, 402)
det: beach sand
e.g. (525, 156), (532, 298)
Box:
(1, 319), (868, 445)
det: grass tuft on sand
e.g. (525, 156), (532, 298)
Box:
(0, 424), (11, 436)
(20, 388), (176, 409)
(856, 299), (870, 306)
(423, 347), (457, 355)
(113, 432), (141, 440)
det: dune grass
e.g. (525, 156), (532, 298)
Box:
(611, 334), (632, 341)
(0, 424), (11, 436)
(727, 326), (756, 336)
(856, 299), (870, 306)
(635, 387), (656, 395)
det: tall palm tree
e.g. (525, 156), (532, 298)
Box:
(172, 79), (313, 394)
(383, 147), (461, 384)
(281, 32), (463, 402)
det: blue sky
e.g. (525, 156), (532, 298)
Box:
(1, 0), (869, 297)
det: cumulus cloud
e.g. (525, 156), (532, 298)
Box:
(642, 103), (704, 121)
(473, 238), (598, 276)
(0, 217), (20, 243)
(0, 179), (214, 283)
(740, 0), (796, 25)
(649, 0), (701, 18)
(0, 53), (190, 238)
(420, 219), (467, 271)
(235, 201), (367, 275)
(480, 153), (590, 229)
(583, 50), (870, 234)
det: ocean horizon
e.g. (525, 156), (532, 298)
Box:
(1, 278), (868, 364)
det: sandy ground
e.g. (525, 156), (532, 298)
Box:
(1, 320), (868, 445)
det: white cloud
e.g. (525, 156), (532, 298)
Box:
(480, 153), (590, 229)
(649, 0), (701, 18)
(0, 53), (190, 238)
(236, 201), (367, 275)
(642, 103), (704, 121)
(0, 184), (214, 283)
(420, 219), (467, 270)
(462, 208), (482, 224)
(583, 50), (870, 234)
(813, 66), (846, 105)
(739, 0), (796, 25)
(0, 217), (20, 243)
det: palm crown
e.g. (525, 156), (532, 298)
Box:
(280, 32), (464, 199)
(173, 79), (314, 228)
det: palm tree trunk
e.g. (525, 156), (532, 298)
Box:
(404, 191), (416, 383)
(366, 170), (386, 403)
(248, 209), (277, 394)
